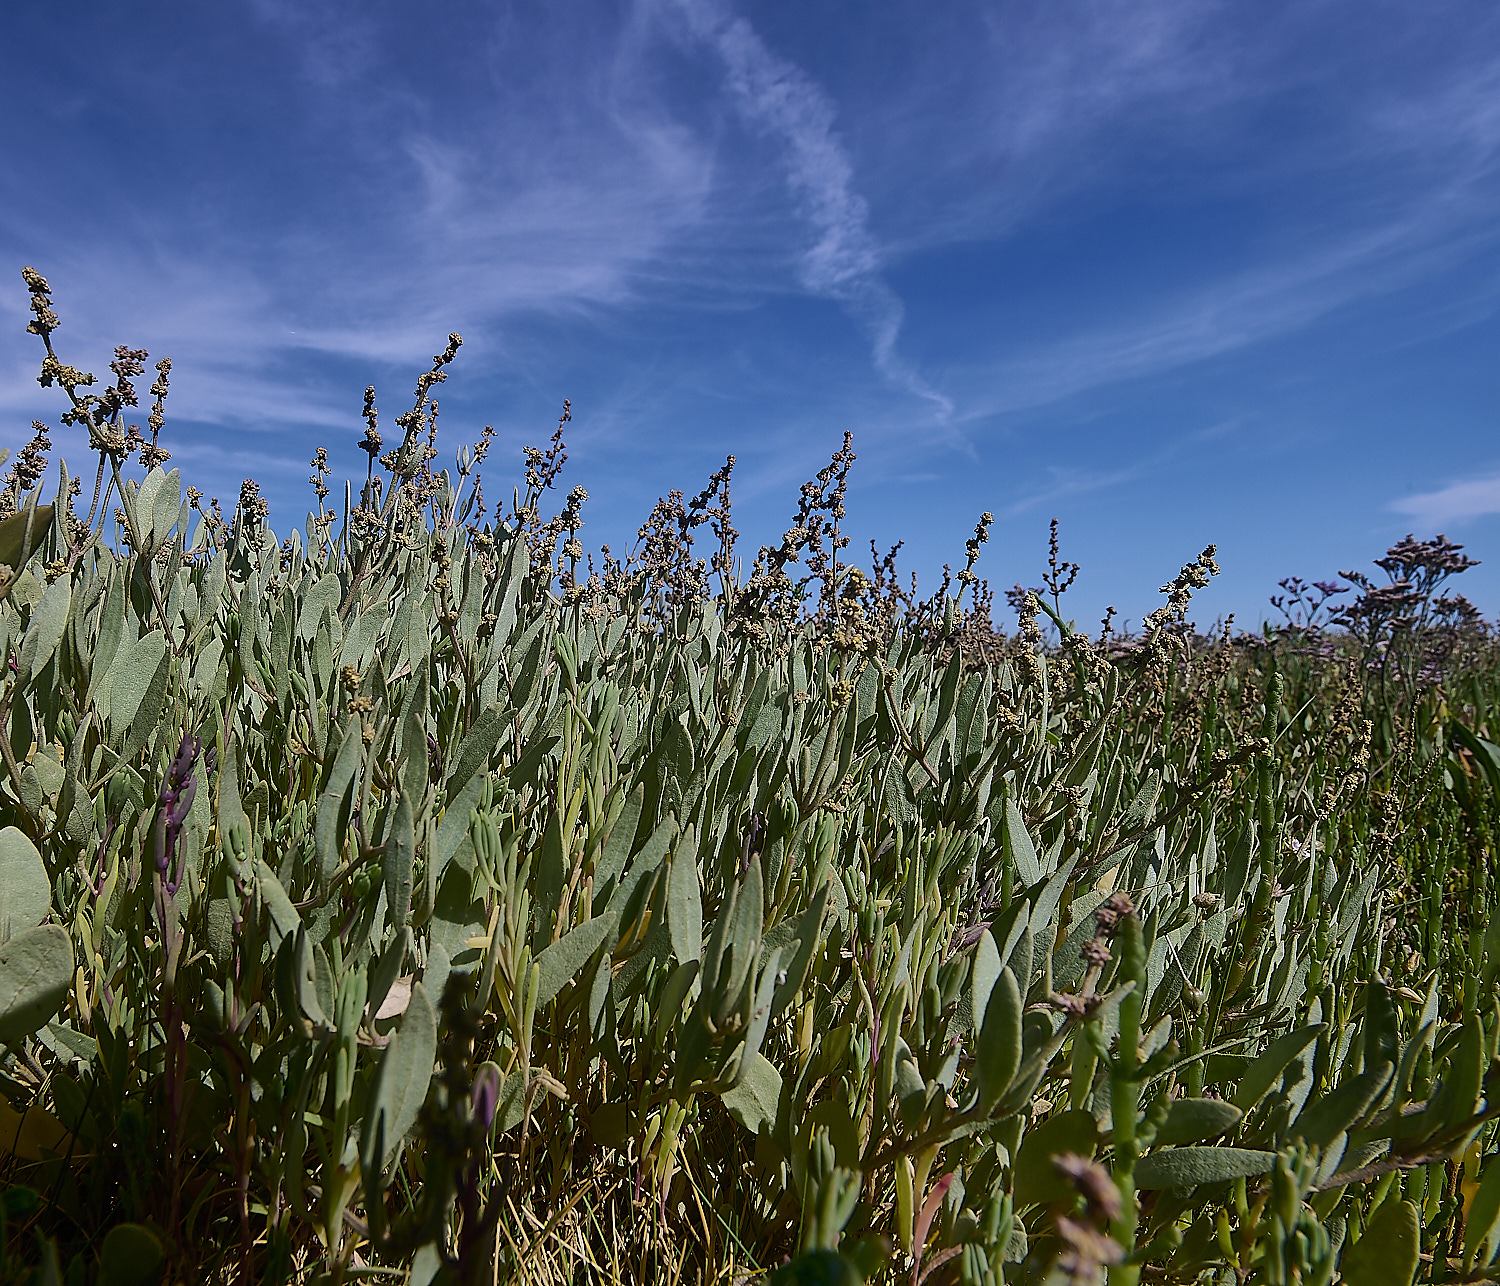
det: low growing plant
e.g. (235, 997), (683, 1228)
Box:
(0, 268), (1497, 1285)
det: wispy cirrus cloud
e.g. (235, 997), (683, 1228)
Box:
(653, 0), (952, 419)
(951, 212), (1500, 423)
(5, 0), (1500, 622)
(1393, 473), (1500, 527)
(0, 8), (719, 441)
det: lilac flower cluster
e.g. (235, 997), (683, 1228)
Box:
(155, 733), (204, 899)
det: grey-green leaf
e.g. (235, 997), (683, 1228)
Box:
(1133, 1147), (1278, 1190)
(447, 705), (509, 796)
(1343, 1199), (1419, 1286)
(1005, 799), (1042, 886)
(771, 880), (830, 1020)
(298, 573), (341, 641)
(1153, 1098), (1244, 1148)
(86, 569), (126, 708)
(0, 924), (73, 1047)
(360, 980), (437, 1172)
(135, 469), (165, 551)
(1293, 1063), (1393, 1148)
(255, 859), (302, 950)
(0, 505), (52, 572)
(1013, 1110), (1099, 1207)
(18, 572), (70, 685)
(315, 719), (362, 883)
(977, 965), (1022, 1111)
(1465, 1157), (1500, 1271)
(384, 793), (416, 932)
(533, 911), (619, 1009)
(1232, 1023), (1325, 1112)
(0, 826), (52, 933)
(667, 831), (702, 965)
(719, 1051), (781, 1135)
(595, 784), (643, 891)
(107, 630), (167, 734)
(970, 928), (1000, 1033)
(150, 468), (182, 551)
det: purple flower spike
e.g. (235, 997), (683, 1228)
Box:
(159, 733), (201, 896)
(472, 1066), (500, 1132)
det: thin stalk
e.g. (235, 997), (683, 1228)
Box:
(1108, 910), (1146, 1285)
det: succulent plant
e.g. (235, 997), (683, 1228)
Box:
(0, 268), (1496, 1285)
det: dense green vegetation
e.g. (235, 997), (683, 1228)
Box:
(2, 267), (1500, 1285)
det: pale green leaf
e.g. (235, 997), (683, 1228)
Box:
(1153, 1098), (1243, 1148)
(1344, 1199), (1419, 1286)
(667, 828), (702, 965)
(719, 1051), (781, 1135)
(1133, 1147), (1277, 1190)
(360, 980), (437, 1171)
(0, 924), (73, 1047)
(1014, 1110), (1099, 1207)
(533, 911), (618, 1008)
(0, 826), (52, 933)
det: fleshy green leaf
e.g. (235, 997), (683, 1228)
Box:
(1293, 1063), (1393, 1148)
(360, 980), (437, 1173)
(447, 705), (509, 795)
(1466, 1158), (1500, 1270)
(18, 572), (69, 685)
(0, 826), (52, 933)
(969, 928), (1000, 1032)
(298, 573), (341, 641)
(1344, 1199), (1419, 1286)
(0, 925), (73, 1047)
(595, 784), (644, 891)
(719, 1051), (781, 1135)
(96, 1222), (164, 1286)
(1133, 1147), (1277, 1190)
(315, 718), (362, 883)
(668, 828), (702, 965)
(0, 506), (53, 572)
(533, 911), (619, 1008)
(106, 630), (167, 736)
(255, 859), (302, 950)
(1005, 799), (1041, 886)
(771, 880), (830, 1019)
(383, 793), (416, 932)
(1153, 1098), (1243, 1148)
(976, 966), (1022, 1112)
(1232, 1023), (1324, 1112)
(1014, 1110), (1099, 1207)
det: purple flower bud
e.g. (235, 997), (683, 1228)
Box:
(167, 734), (200, 790)
(171, 773), (197, 829)
(472, 1066), (500, 1132)
(158, 733), (202, 896)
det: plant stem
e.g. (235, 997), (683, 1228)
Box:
(1109, 911), (1145, 1286)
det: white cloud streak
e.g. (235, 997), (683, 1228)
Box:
(945, 109), (1500, 423)
(5, 0), (1500, 512)
(656, 0), (952, 419)
(1393, 474), (1500, 527)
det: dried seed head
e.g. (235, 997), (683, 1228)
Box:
(1081, 937), (1113, 967)
(1054, 1153), (1124, 1222)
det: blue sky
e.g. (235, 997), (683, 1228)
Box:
(3, 0), (1499, 630)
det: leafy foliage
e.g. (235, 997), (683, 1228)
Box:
(1, 269), (1499, 1285)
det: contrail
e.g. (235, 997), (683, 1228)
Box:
(663, 0), (954, 418)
